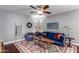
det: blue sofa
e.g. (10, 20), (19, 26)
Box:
(38, 32), (65, 46)
(24, 32), (65, 46)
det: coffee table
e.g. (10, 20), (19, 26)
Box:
(35, 37), (55, 49)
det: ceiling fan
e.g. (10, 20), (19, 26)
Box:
(30, 5), (51, 15)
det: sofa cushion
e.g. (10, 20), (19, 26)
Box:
(54, 34), (62, 39)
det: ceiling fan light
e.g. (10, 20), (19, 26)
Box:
(37, 11), (43, 14)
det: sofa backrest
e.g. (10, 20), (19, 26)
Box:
(42, 32), (65, 41)
(34, 32), (65, 42)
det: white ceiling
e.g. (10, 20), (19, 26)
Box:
(0, 5), (79, 16)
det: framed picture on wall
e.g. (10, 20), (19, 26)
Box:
(47, 22), (59, 29)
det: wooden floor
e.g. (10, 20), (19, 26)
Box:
(5, 43), (20, 53)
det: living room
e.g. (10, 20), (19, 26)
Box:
(0, 5), (79, 53)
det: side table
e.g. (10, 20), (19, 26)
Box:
(65, 37), (75, 47)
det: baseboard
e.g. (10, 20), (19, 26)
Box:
(4, 39), (24, 45)
(72, 42), (79, 46)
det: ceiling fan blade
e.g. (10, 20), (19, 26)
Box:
(43, 11), (51, 14)
(30, 5), (37, 10)
(43, 5), (49, 10)
(38, 5), (41, 8)
(30, 11), (36, 13)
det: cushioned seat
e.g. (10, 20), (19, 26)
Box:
(24, 32), (34, 41)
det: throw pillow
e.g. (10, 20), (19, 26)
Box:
(55, 34), (62, 39)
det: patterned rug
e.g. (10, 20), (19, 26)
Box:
(56, 45), (77, 53)
(13, 40), (47, 53)
(13, 40), (77, 53)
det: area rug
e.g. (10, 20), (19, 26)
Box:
(48, 45), (59, 53)
(56, 45), (77, 53)
(13, 40), (77, 53)
(13, 40), (47, 53)
(48, 44), (77, 53)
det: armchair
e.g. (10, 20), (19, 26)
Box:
(24, 32), (34, 41)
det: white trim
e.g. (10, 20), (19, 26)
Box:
(4, 39), (24, 45)
(72, 42), (79, 46)
(66, 40), (79, 46)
